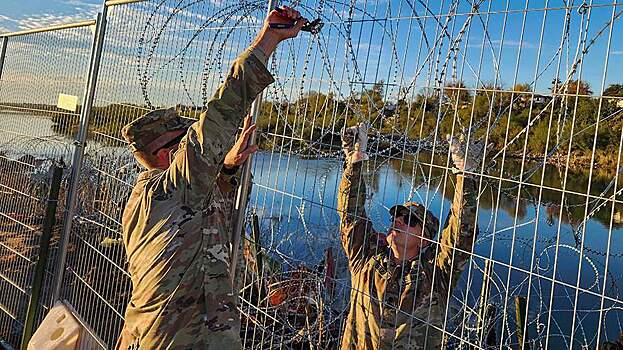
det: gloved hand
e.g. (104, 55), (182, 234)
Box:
(341, 122), (369, 163)
(447, 133), (484, 174)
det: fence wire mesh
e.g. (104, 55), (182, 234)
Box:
(2, 0), (623, 349)
(0, 24), (93, 348)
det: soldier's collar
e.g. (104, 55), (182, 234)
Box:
(137, 169), (162, 182)
(373, 251), (421, 279)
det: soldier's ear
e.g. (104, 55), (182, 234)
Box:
(155, 148), (171, 164)
(133, 151), (159, 170)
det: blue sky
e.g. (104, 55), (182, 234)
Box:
(0, 0), (100, 33)
(1, 0), (622, 107)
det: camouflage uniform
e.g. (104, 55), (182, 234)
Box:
(337, 161), (478, 350)
(116, 47), (274, 350)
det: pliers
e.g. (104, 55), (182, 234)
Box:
(269, 7), (324, 35)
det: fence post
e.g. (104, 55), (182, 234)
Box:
(483, 304), (497, 349)
(515, 295), (528, 350)
(477, 259), (493, 344)
(20, 165), (64, 349)
(0, 36), (8, 81)
(229, 0), (278, 286)
(52, 6), (108, 301)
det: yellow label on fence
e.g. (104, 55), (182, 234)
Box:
(57, 93), (79, 112)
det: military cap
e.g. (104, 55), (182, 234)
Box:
(389, 202), (439, 240)
(121, 107), (195, 152)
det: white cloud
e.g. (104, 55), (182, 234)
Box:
(0, 0), (99, 34)
(467, 39), (536, 50)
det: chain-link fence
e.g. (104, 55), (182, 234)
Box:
(2, 0), (623, 349)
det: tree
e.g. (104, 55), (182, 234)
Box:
(357, 82), (386, 128)
(443, 80), (471, 107)
(509, 83), (533, 111)
(551, 79), (592, 96)
(604, 84), (623, 97)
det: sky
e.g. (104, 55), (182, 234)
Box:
(0, 0), (101, 33)
(1, 0), (622, 108)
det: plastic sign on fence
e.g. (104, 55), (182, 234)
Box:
(57, 93), (79, 112)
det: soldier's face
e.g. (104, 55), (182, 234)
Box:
(388, 216), (425, 251)
(151, 131), (184, 169)
(150, 143), (180, 170)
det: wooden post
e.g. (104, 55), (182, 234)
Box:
(477, 259), (494, 344)
(324, 247), (335, 297)
(514, 295), (528, 350)
(484, 304), (497, 348)
(250, 212), (265, 300)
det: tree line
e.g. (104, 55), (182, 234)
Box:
(255, 81), (623, 169)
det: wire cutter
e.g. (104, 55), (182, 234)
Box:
(269, 7), (324, 35)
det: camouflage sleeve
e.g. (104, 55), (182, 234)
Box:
(202, 170), (243, 350)
(164, 47), (274, 208)
(337, 161), (378, 269)
(215, 166), (240, 194)
(435, 174), (479, 284)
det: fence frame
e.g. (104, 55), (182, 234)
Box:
(52, 7), (108, 302)
(230, 0), (277, 287)
(0, 37), (7, 81)
(0, 18), (101, 349)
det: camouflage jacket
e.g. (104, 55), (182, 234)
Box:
(337, 161), (478, 350)
(117, 48), (274, 350)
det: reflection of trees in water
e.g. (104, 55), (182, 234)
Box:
(386, 154), (622, 230)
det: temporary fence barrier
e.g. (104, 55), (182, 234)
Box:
(0, 22), (94, 349)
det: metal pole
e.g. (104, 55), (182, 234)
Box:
(105, 0), (146, 6)
(0, 37), (8, 81)
(229, 0), (277, 286)
(0, 21), (96, 38)
(21, 165), (64, 349)
(52, 6), (108, 301)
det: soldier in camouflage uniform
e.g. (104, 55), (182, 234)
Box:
(337, 123), (482, 349)
(116, 7), (307, 349)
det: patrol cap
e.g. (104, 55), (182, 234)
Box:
(121, 107), (195, 152)
(389, 202), (439, 240)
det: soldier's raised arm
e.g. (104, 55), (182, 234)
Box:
(337, 123), (381, 269)
(162, 8), (307, 208)
(435, 135), (482, 285)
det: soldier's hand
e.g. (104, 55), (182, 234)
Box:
(447, 133), (484, 173)
(252, 6), (306, 58)
(224, 116), (258, 170)
(266, 6), (307, 40)
(341, 122), (369, 164)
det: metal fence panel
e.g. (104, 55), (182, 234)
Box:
(0, 24), (94, 348)
(2, 0), (623, 349)
(240, 1), (623, 348)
